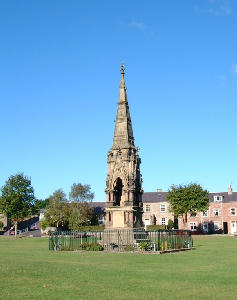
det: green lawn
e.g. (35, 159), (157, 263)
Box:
(0, 236), (236, 300)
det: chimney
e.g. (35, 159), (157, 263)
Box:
(228, 185), (232, 195)
(157, 188), (163, 193)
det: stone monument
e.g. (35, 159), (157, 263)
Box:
(105, 63), (143, 230)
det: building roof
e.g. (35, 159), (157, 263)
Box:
(90, 202), (105, 215)
(143, 192), (168, 203)
(209, 192), (237, 203)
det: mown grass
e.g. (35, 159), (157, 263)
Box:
(0, 236), (237, 299)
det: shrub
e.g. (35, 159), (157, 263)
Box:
(76, 226), (105, 232)
(87, 243), (103, 251)
(40, 219), (51, 230)
(168, 219), (174, 229)
(78, 242), (103, 251)
(160, 241), (171, 251)
(78, 242), (88, 250)
(147, 225), (166, 231)
(124, 246), (135, 252)
(59, 245), (73, 251)
(139, 242), (152, 251)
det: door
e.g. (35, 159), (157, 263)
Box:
(203, 222), (208, 233)
(231, 221), (236, 234)
(144, 218), (150, 230)
(223, 222), (228, 234)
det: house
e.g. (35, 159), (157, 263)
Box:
(178, 186), (237, 234)
(142, 190), (173, 228)
(92, 185), (237, 234)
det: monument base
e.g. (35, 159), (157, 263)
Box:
(102, 228), (149, 251)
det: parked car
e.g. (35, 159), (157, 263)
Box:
(31, 224), (38, 230)
(10, 230), (21, 235)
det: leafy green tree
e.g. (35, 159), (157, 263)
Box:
(68, 183), (95, 230)
(34, 198), (50, 212)
(69, 183), (94, 203)
(68, 207), (84, 231)
(44, 189), (69, 229)
(166, 183), (209, 223)
(0, 173), (36, 236)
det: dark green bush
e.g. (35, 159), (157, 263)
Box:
(78, 242), (103, 251)
(78, 242), (88, 250)
(167, 219), (174, 229)
(124, 246), (135, 252)
(76, 226), (104, 232)
(59, 245), (73, 251)
(139, 242), (152, 251)
(147, 225), (166, 231)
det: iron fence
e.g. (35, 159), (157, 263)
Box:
(49, 229), (193, 252)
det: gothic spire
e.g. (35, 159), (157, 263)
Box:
(112, 63), (135, 149)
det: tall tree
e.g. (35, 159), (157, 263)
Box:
(34, 198), (50, 212)
(166, 183), (209, 223)
(44, 189), (69, 229)
(0, 173), (36, 236)
(68, 183), (94, 230)
(69, 183), (94, 203)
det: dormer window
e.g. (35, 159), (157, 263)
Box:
(214, 195), (223, 202)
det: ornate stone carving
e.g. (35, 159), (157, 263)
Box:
(105, 64), (143, 229)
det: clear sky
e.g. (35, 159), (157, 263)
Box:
(0, 0), (236, 201)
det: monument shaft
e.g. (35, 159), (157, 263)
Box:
(105, 64), (143, 229)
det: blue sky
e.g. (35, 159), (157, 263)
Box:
(0, 0), (236, 201)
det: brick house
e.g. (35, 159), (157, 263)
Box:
(178, 186), (237, 234)
(93, 186), (237, 234)
(142, 186), (237, 234)
(142, 190), (173, 228)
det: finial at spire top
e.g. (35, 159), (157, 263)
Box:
(120, 62), (125, 75)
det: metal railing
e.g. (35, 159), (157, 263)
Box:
(49, 229), (193, 252)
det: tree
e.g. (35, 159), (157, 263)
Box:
(69, 183), (94, 203)
(44, 189), (69, 229)
(68, 183), (95, 230)
(68, 207), (84, 231)
(0, 173), (36, 236)
(166, 183), (209, 223)
(34, 198), (50, 212)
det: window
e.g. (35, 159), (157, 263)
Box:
(160, 204), (166, 212)
(214, 222), (219, 231)
(161, 218), (166, 225)
(213, 208), (219, 216)
(214, 195), (223, 202)
(202, 211), (208, 217)
(145, 205), (151, 212)
(203, 222), (209, 232)
(190, 211), (197, 217)
(230, 208), (236, 216)
(190, 222), (197, 231)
